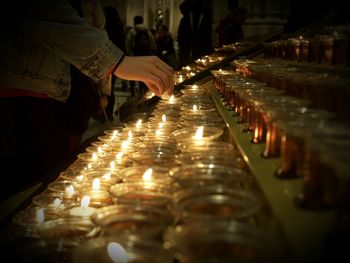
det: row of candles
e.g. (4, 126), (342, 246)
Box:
(8, 82), (288, 262)
(211, 65), (350, 210)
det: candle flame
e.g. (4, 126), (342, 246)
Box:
(136, 119), (142, 129)
(116, 152), (123, 160)
(192, 84), (198, 89)
(53, 198), (62, 208)
(128, 130), (133, 138)
(143, 168), (153, 181)
(194, 126), (204, 140)
(65, 185), (75, 196)
(97, 146), (103, 154)
(107, 242), (128, 263)
(81, 195), (91, 208)
(36, 208), (45, 224)
(121, 140), (129, 149)
(169, 95), (174, 104)
(159, 122), (164, 129)
(192, 105), (197, 111)
(76, 175), (85, 182)
(155, 129), (161, 136)
(110, 160), (115, 169)
(161, 114), (166, 122)
(92, 152), (98, 160)
(112, 130), (118, 137)
(102, 172), (111, 180)
(92, 178), (101, 190)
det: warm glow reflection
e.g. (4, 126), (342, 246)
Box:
(102, 172), (111, 180)
(107, 242), (128, 263)
(155, 129), (162, 136)
(53, 198), (62, 208)
(143, 168), (153, 181)
(116, 152), (124, 160)
(92, 178), (101, 190)
(36, 208), (44, 224)
(161, 114), (166, 122)
(169, 95), (175, 104)
(194, 126), (204, 140)
(128, 130), (133, 139)
(81, 195), (91, 208)
(110, 160), (115, 169)
(159, 122), (164, 129)
(192, 105), (198, 111)
(92, 152), (98, 160)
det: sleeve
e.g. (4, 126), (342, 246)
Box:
(18, 0), (123, 82)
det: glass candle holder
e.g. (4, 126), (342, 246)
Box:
(32, 192), (78, 210)
(72, 236), (174, 263)
(180, 84), (208, 96)
(163, 221), (286, 263)
(169, 164), (248, 188)
(174, 152), (240, 167)
(128, 150), (176, 168)
(172, 126), (224, 144)
(109, 181), (172, 209)
(83, 169), (121, 185)
(177, 141), (236, 155)
(12, 207), (62, 227)
(37, 217), (100, 241)
(138, 134), (176, 145)
(91, 204), (173, 240)
(78, 188), (114, 208)
(47, 181), (81, 199)
(119, 165), (172, 185)
(171, 185), (260, 223)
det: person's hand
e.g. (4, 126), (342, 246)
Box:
(113, 56), (174, 97)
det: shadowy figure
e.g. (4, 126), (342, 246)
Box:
(155, 23), (177, 68)
(177, 0), (213, 67)
(216, 6), (248, 47)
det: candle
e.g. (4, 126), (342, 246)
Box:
(142, 168), (153, 181)
(69, 195), (96, 217)
(194, 126), (204, 140)
(36, 208), (45, 224)
(169, 95), (175, 104)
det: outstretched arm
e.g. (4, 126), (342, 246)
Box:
(113, 55), (174, 97)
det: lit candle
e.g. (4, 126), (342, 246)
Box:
(192, 105), (198, 111)
(161, 114), (166, 123)
(169, 95), (175, 104)
(194, 126), (204, 140)
(65, 185), (76, 197)
(52, 198), (62, 209)
(36, 208), (45, 224)
(69, 195), (96, 217)
(92, 178), (101, 190)
(142, 168), (153, 181)
(107, 242), (128, 263)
